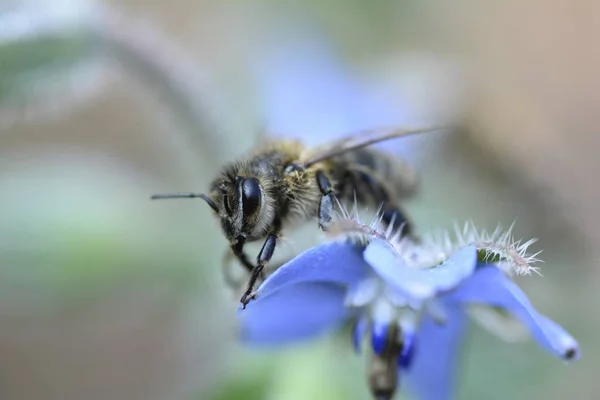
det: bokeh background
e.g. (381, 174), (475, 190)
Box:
(0, 0), (597, 399)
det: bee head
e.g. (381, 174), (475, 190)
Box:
(214, 175), (269, 242)
(151, 174), (272, 244)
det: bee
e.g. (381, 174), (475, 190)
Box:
(151, 126), (442, 308)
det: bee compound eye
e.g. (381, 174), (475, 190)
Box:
(241, 177), (262, 216)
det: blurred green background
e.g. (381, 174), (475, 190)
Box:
(0, 0), (597, 399)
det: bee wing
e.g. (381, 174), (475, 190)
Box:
(299, 125), (445, 167)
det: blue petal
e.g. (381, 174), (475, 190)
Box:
(399, 327), (416, 370)
(256, 241), (370, 298)
(535, 315), (581, 361)
(371, 321), (389, 355)
(238, 282), (352, 346)
(364, 241), (477, 301)
(405, 304), (467, 400)
(445, 265), (580, 361)
(253, 34), (407, 140)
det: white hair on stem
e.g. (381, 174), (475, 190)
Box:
(326, 198), (543, 276)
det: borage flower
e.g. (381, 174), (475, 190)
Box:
(237, 216), (580, 400)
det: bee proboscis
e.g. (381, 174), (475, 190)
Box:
(151, 125), (443, 307)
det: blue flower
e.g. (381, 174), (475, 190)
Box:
(237, 235), (580, 400)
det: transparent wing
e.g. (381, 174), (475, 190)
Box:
(299, 125), (445, 167)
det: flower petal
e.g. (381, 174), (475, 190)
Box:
(535, 314), (581, 361)
(257, 241), (370, 298)
(405, 304), (468, 400)
(364, 241), (477, 302)
(399, 327), (416, 369)
(371, 321), (389, 355)
(238, 282), (352, 346)
(345, 276), (380, 307)
(445, 265), (580, 360)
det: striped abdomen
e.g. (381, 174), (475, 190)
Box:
(331, 148), (418, 209)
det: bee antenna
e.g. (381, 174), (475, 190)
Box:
(150, 192), (219, 213)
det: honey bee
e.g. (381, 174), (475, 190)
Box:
(151, 126), (442, 308)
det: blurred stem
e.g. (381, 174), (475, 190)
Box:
(0, 34), (91, 92)
(88, 11), (225, 164)
(0, 4), (223, 165)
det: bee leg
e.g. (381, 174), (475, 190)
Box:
(381, 206), (413, 237)
(222, 250), (240, 290)
(240, 232), (278, 309)
(349, 168), (414, 237)
(231, 242), (256, 273)
(222, 250), (264, 295)
(316, 170), (335, 230)
(231, 241), (267, 284)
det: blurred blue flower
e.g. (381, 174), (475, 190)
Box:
(250, 29), (437, 164)
(237, 237), (580, 400)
